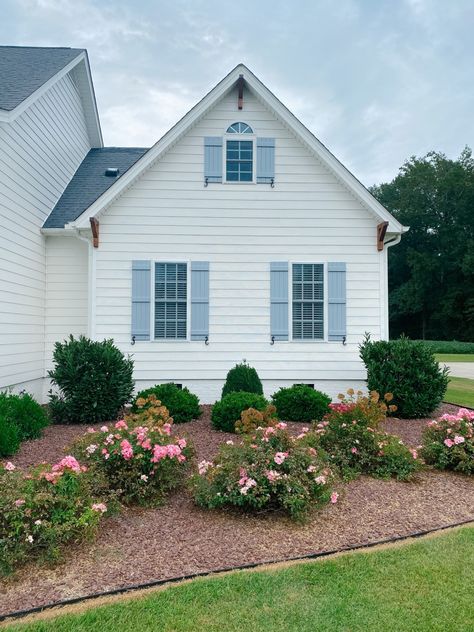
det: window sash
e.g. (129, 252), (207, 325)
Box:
(226, 140), (253, 182)
(292, 264), (324, 340)
(154, 262), (187, 339)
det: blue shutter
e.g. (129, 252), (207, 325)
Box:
(204, 137), (222, 183)
(270, 261), (288, 341)
(132, 260), (151, 341)
(257, 137), (275, 183)
(328, 262), (346, 341)
(191, 261), (209, 340)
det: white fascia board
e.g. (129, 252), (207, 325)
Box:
(0, 52), (103, 147)
(71, 63), (406, 233)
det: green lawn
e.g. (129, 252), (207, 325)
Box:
(5, 526), (474, 632)
(444, 376), (474, 408)
(436, 353), (474, 363)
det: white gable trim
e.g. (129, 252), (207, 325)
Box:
(70, 64), (405, 233)
(0, 52), (103, 148)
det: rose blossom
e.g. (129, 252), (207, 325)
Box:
(91, 503), (107, 514)
(330, 491), (339, 504)
(120, 439), (134, 460)
(14, 499), (26, 507)
(115, 420), (128, 430)
(274, 452), (288, 465)
(315, 475), (326, 485)
(265, 470), (281, 482)
(198, 460), (212, 475)
(4, 461), (15, 471)
(454, 435), (465, 445)
(444, 438), (454, 448)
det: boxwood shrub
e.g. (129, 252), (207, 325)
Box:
(0, 392), (49, 457)
(48, 336), (134, 424)
(359, 334), (450, 418)
(221, 363), (263, 398)
(211, 392), (268, 433)
(132, 383), (201, 423)
(271, 385), (331, 422)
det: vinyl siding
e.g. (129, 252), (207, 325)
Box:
(0, 72), (91, 395)
(90, 86), (384, 402)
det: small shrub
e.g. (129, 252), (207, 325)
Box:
(360, 334), (449, 418)
(48, 335), (134, 424)
(192, 423), (335, 521)
(211, 392), (268, 433)
(0, 457), (104, 575)
(313, 389), (420, 480)
(421, 407), (474, 475)
(235, 405), (278, 435)
(221, 363), (263, 398)
(132, 383), (200, 423)
(271, 385), (331, 422)
(0, 391), (49, 442)
(0, 417), (20, 457)
(70, 395), (193, 506)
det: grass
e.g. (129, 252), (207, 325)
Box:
(444, 376), (474, 408)
(4, 526), (474, 632)
(436, 354), (474, 363)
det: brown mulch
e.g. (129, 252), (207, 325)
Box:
(1, 403), (474, 616)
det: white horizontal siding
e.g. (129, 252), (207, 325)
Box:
(0, 73), (90, 395)
(44, 237), (89, 372)
(91, 86), (382, 402)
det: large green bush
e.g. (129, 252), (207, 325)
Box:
(271, 385), (330, 422)
(211, 392), (268, 432)
(221, 363), (263, 398)
(132, 383), (201, 423)
(0, 391), (49, 457)
(359, 334), (449, 418)
(48, 336), (134, 424)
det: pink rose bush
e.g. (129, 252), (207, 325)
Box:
(309, 390), (421, 481)
(192, 424), (335, 521)
(421, 408), (474, 474)
(70, 395), (193, 506)
(0, 457), (104, 574)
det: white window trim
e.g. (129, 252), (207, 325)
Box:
(223, 131), (256, 184)
(289, 261), (328, 343)
(150, 260), (191, 342)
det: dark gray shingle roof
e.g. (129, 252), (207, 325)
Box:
(44, 148), (149, 228)
(0, 46), (85, 111)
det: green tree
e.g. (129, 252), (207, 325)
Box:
(370, 148), (474, 341)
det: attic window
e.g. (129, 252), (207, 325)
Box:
(226, 122), (253, 134)
(105, 167), (119, 177)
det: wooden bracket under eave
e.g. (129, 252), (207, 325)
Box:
(377, 221), (389, 251)
(237, 74), (244, 110)
(90, 217), (99, 248)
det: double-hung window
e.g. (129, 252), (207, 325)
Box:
(154, 262), (187, 339)
(292, 264), (324, 340)
(225, 122), (254, 182)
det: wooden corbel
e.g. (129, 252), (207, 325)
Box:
(90, 217), (99, 248)
(377, 221), (389, 251)
(237, 74), (244, 110)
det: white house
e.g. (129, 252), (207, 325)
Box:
(0, 46), (407, 404)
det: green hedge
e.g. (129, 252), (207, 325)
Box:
(0, 392), (49, 457)
(132, 383), (201, 423)
(271, 385), (330, 422)
(211, 392), (268, 433)
(405, 340), (474, 354)
(221, 363), (263, 398)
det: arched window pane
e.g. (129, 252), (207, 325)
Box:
(226, 122), (253, 134)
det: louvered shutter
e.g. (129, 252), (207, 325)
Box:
(204, 137), (223, 183)
(131, 260), (151, 341)
(270, 261), (289, 340)
(328, 262), (347, 341)
(191, 261), (209, 340)
(257, 137), (275, 183)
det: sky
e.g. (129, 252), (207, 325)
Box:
(1, 0), (473, 185)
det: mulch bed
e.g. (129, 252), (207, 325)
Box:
(1, 403), (474, 616)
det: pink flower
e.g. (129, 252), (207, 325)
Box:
(86, 444), (98, 455)
(410, 449), (418, 459)
(142, 438), (152, 450)
(100, 425), (109, 432)
(162, 423), (172, 436)
(53, 455), (82, 474)
(276, 422), (287, 430)
(87, 427), (96, 434)
(14, 499), (26, 507)
(140, 474), (148, 482)
(308, 448), (317, 456)
(226, 440), (234, 445)
(166, 444), (182, 458)
(330, 491), (339, 504)
(454, 435), (465, 445)
(120, 439), (134, 460)
(265, 470), (281, 482)
(4, 462), (15, 471)
(198, 460), (212, 475)
(351, 447), (358, 454)
(115, 420), (128, 430)
(240, 478), (257, 495)
(91, 502), (107, 514)
(444, 438), (454, 448)
(151, 444), (168, 463)
(307, 465), (317, 473)
(177, 438), (187, 449)
(315, 475), (327, 485)
(274, 452), (288, 465)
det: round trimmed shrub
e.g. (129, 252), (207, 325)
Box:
(0, 392), (49, 441)
(359, 334), (450, 418)
(211, 392), (268, 432)
(48, 335), (134, 424)
(0, 416), (20, 457)
(271, 385), (331, 422)
(132, 383), (201, 423)
(221, 363), (263, 398)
